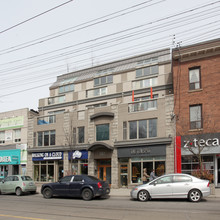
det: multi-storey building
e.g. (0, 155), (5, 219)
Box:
(173, 38), (220, 187)
(0, 108), (38, 179)
(27, 49), (174, 188)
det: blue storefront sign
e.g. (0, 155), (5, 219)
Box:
(32, 151), (63, 161)
(68, 150), (88, 160)
(0, 149), (21, 165)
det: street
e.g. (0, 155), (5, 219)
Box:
(0, 193), (220, 220)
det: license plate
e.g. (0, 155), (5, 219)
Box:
(29, 182), (34, 186)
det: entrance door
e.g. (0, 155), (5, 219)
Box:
(97, 160), (111, 184)
(120, 163), (128, 187)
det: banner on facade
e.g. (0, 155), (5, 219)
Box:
(68, 150), (88, 160)
(32, 151), (63, 161)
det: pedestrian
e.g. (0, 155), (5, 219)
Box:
(149, 169), (156, 181)
(142, 168), (149, 184)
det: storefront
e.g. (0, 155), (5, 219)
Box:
(0, 149), (21, 179)
(176, 133), (220, 187)
(68, 150), (88, 175)
(117, 145), (166, 187)
(32, 151), (63, 182)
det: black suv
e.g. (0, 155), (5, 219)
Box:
(41, 175), (110, 201)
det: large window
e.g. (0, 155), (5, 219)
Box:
(189, 67), (201, 90)
(37, 130), (55, 146)
(34, 161), (55, 182)
(96, 124), (109, 141)
(48, 96), (65, 105)
(59, 83), (74, 94)
(94, 75), (113, 86)
(87, 87), (107, 98)
(0, 131), (5, 144)
(129, 119), (157, 139)
(136, 65), (159, 78)
(131, 158), (165, 183)
(190, 105), (202, 129)
(133, 77), (157, 90)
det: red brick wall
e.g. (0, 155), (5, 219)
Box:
(173, 54), (220, 136)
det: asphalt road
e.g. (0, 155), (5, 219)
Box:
(0, 193), (220, 220)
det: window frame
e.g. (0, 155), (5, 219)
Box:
(96, 124), (110, 141)
(189, 67), (201, 90)
(189, 105), (202, 129)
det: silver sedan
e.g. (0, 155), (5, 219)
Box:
(130, 173), (211, 202)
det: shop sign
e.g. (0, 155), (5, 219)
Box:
(0, 116), (24, 130)
(0, 149), (20, 165)
(68, 150), (88, 160)
(182, 133), (220, 148)
(32, 151), (63, 161)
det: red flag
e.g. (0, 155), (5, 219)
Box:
(132, 90), (134, 102)
(150, 87), (153, 99)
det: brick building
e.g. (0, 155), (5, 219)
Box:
(173, 38), (220, 187)
(27, 48), (175, 188)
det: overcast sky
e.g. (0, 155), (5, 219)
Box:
(0, 0), (219, 113)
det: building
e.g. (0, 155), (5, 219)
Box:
(27, 48), (175, 188)
(0, 108), (38, 179)
(173, 39), (220, 187)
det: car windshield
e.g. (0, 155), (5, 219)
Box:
(21, 176), (33, 181)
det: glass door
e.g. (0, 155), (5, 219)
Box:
(120, 164), (128, 187)
(97, 160), (111, 184)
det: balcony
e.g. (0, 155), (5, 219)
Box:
(128, 99), (157, 113)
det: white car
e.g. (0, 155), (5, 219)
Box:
(130, 173), (211, 202)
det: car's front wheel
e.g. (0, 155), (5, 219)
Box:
(43, 187), (53, 199)
(81, 188), (93, 201)
(188, 189), (202, 202)
(138, 190), (149, 202)
(16, 187), (23, 196)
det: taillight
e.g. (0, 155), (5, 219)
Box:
(22, 182), (26, 187)
(207, 182), (210, 187)
(97, 182), (102, 189)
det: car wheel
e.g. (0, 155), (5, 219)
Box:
(188, 189), (202, 202)
(43, 187), (53, 199)
(138, 190), (149, 202)
(16, 187), (23, 196)
(82, 188), (93, 201)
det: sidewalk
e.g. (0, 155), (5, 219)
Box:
(37, 186), (220, 198)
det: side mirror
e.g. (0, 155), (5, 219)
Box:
(153, 181), (157, 186)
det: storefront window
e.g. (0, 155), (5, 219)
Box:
(80, 160), (88, 174)
(132, 162), (141, 183)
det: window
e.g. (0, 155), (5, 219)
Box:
(73, 176), (83, 182)
(96, 124), (109, 141)
(189, 67), (201, 90)
(129, 119), (157, 139)
(59, 83), (74, 94)
(37, 130), (56, 146)
(136, 65), (159, 78)
(133, 77), (157, 89)
(173, 175), (192, 183)
(78, 127), (85, 143)
(14, 129), (21, 142)
(136, 57), (158, 66)
(94, 75), (113, 86)
(48, 95), (65, 105)
(156, 176), (172, 184)
(37, 115), (56, 125)
(34, 161), (55, 182)
(87, 87), (107, 98)
(0, 131), (5, 144)
(60, 176), (72, 183)
(190, 105), (202, 129)
(123, 122), (127, 140)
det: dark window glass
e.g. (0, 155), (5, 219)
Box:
(144, 67), (150, 76)
(38, 132), (43, 146)
(136, 69), (142, 77)
(149, 119), (157, 137)
(139, 120), (147, 138)
(60, 176), (72, 183)
(44, 131), (49, 146)
(107, 75), (113, 83)
(151, 65), (159, 74)
(129, 121), (137, 139)
(96, 124), (109, 141)
(123, 121), (127, 140)
(73, 176), (83, 182)
(50, 131), (55, 145)
(78, 127), (85, 143)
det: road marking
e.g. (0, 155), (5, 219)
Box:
(0, 214), (49, 220)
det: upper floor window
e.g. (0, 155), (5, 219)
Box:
(189, 67), (201, 90)
(48, 95), (65, 105)
(133, 77), (157, 90)
(38, 130), (55, 146)
(136, 65), (159, 78)
(190, 105), (202, 129)
(37, 115), (56, 125)
(59, 83), (74, 94)
(96, 124), (109, 141)
(87, 102), (107, 108)
(136, 57), (158, 66)
(0, 131), (5, 144)
(94, 75), (113, 86)
(129, 119), (157, 139)
(87, 87), (107, 98)
(14, 129), (21, 142)
(78, 127), (85, 143)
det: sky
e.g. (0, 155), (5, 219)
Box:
(0, 0), (219, 113)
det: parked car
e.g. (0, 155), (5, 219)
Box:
(130, 173), (210, 202)
(0, 175), (37, 196)
(41, 175), (110, 201)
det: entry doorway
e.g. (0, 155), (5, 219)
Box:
(97, 159), (111, 184)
